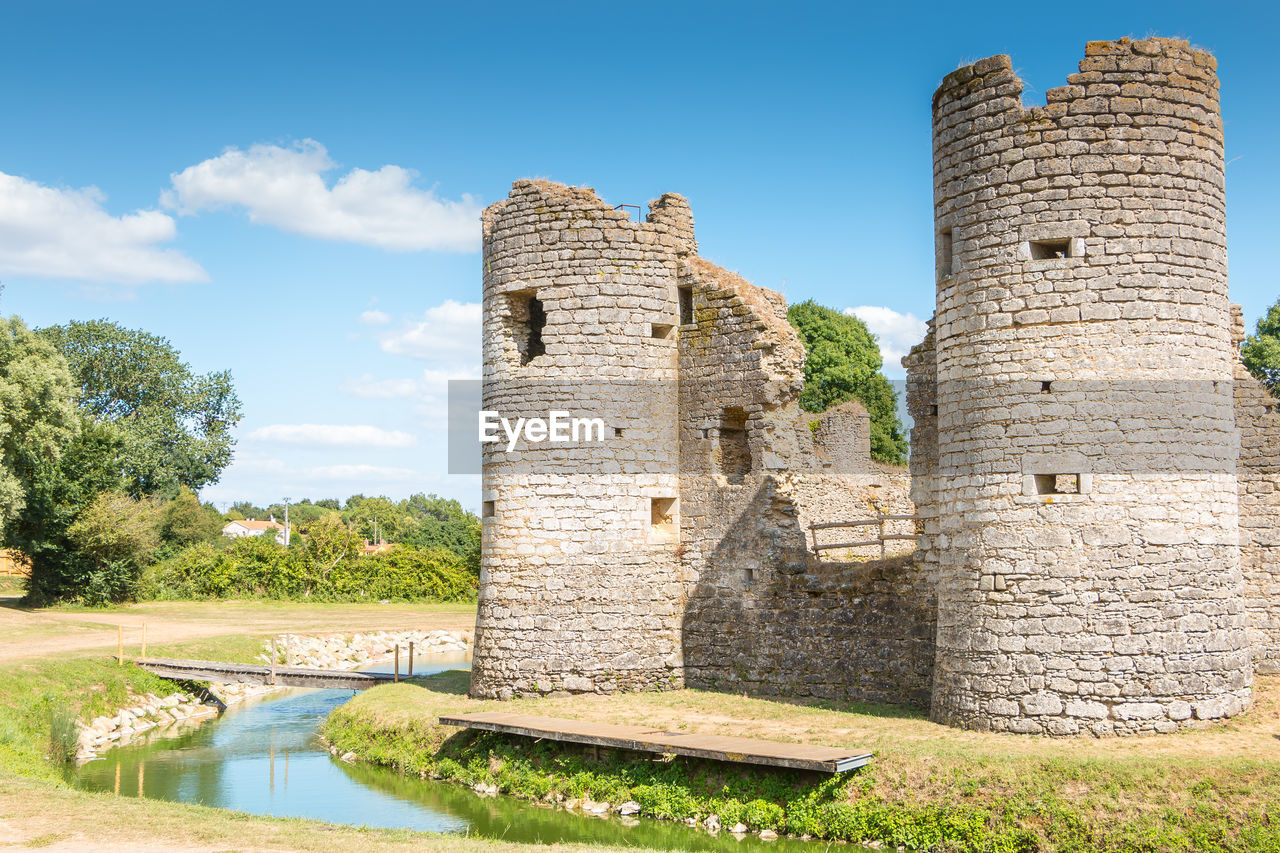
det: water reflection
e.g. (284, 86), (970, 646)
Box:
(72, 655), (840, 850)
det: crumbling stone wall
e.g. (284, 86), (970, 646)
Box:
(473, 179), (927, 705)
(1234, 306), (1280, 674)
(912, 38), (1252, 735)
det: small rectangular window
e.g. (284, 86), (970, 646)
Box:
(613, 427), (624, 437)
(939, 229), (954, 280)
(1029, 239), (1071, 260)
(678, 286), (694, 326)
(742, 568), (754, 588)
(482, 501), (495, 518)
(651, 323), (675, 340)
(1034, 473), (1079, 495)
(650, 497), (677, 537)
(508, 291), (547, 366)
(715, 407), (751, 484)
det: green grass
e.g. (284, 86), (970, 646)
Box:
(0, 633), (265, 778)
(324, 674), (1280, 853)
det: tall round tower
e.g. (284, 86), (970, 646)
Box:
(469, 180), (695, 699)
(927, 38), (1251, 734)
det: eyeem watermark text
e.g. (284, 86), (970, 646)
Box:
(479, 411), (606, 452)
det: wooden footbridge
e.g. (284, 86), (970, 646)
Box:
(135, 657), (398, 690)
(439, 712), (873, 774)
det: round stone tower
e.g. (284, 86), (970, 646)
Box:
(469, 180), (695, 699)
(927, 38), (1251, 734)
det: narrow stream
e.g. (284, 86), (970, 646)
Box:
(69, 657), (841, 851)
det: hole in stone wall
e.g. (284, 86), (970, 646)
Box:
(678, 285), (693, 325)
(1041, 380), (1053, 393)
(930, 405), (939, 417)
(1029, 239), (1071, 260)
(614, 427), (624, 437)
(482, 501), (495, 518)
(715, 407), (752, 484)
(1034, 473), (1080, 495)
(650, 497), (677, 537)
(742, 568), (754, 588)
(651, 323), (675, 340)
(939, 229), (954, 280)
(508, 291), (547, 365)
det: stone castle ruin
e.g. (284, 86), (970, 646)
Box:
(469, 37), (1280, 736)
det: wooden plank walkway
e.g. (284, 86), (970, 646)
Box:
(136, 657), (397, 690)
(438, 712), (873, 773)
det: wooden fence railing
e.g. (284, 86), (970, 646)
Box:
(808, 514), (921, 560)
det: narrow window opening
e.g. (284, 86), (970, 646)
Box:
(1034, 473), (1080, 495)
(1041, 380), (1053, 393)
(508, 291), (547, 366)
(613, 427), (624, 437)
(1029, 239), (1071, 261)
(938, 228), (954, 280)
(715, 407), (752, 484)
(650, 497), (677, 537)
(482, 501), (495, 518)
(651, 323), (675, 340)
(930, 405), (939, 417)
(678, 285), (694, 325)
(742, 568), (754, 588)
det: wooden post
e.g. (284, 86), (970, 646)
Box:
(270, 638), (278, 685)
(879, 517), (886, 560)
(117, 625), (123, 666)
(140, 623), (147, 659)
(408, 641), (414, 677)
(284, 636), (291, 667)
(394, 644), (400, 682)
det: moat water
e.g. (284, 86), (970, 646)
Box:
(69, 657), (841, 851)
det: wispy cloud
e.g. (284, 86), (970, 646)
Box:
(359, 309), (390, 325)
(844, 305), (928, 376)
(163, 139), (481, 252)
(378, 299), (480, 362)
(0, 171), (207, 285)
(246, 424), (416, 448)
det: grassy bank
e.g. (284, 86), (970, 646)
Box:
(0, 633), (264, 779)
(325, 672), (1280, 852)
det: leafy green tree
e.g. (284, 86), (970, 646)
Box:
(786, 300), (908, 465)
(1243, 297), (1280, 397)
(229, 501), (267, 521)
(342, 495), (414, 542)
(0, 317), (80, 531)
(66, 492), (162, 604)
(160, 486), (224, 549)
(41, 320), (242, 496)
(402, 493), (480, 573)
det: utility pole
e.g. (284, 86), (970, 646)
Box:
(282, 496), (291, 546)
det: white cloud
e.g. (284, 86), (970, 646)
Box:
(360, 309), (391, 325)
(163, 140), (481, 252)
(246, 424), (416, 448)
(379, 299), (480, 362)
(298, 464), (420, 482)
(844, 305), (929, 376)
(340, 366), (479, 400)
(0, 171), (207, 285)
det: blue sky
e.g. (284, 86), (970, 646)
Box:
(2, 1), (1276, 511)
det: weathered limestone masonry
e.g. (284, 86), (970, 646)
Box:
(909, 38), (1254, 734)
(471, 180), (930, 705)
(1234, 307), (1280, 674)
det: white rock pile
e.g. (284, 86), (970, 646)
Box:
(261, 630), (472, 670)
(75, 692), (215, 763)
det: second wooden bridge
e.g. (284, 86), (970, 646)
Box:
(135, 657), (398, 690)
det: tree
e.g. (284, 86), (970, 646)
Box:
(1243, 297), (1280, 397)
(0, 317), (80, 531)
(67, 492), (162, 604)
(160, 486), (224, 549)
(786, 300), (908, 465)
(41, 320), (242, 496)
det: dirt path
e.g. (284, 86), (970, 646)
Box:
(0, 597), (477, 663)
